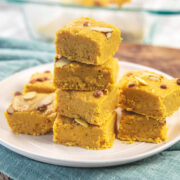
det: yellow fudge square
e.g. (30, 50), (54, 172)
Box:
(5, 92), (56, 136)
(55, 17), (121, 65)
(24, 71), (55, 93)
(117, 110), (167, 143)
(119, 70), (180, 119)
(53, 112), (116, 150)
(53, 56), (119, 91)
(55, 85), (119, 126)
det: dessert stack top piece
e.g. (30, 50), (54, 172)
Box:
(55, 17), (122, 65)
(119, 70), (180, 119)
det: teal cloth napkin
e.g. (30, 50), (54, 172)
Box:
(0, 38), (180, 180)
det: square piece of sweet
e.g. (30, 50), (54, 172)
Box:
(55, 17), (121, 65)
(119, 70), (180, 119)
(24, 71), (55, 93)
(117, 110), (167, 143)
(5, 91), (56, 135)
(53, 56), (119, 91)
(53, 112), (116, 150)
(55, 86), (119, 126)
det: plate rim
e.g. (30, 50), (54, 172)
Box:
(0, 61), (179, 168)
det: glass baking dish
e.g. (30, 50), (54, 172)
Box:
(4, 0), (180, 47)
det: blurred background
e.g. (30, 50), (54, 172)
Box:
(1, 0), (180, 48)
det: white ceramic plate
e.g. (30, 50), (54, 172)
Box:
(0, 61), (180, 168)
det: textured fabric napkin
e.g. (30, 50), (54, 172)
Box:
(0, 38), (180, 180)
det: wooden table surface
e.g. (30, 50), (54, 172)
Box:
(116, 43), (180, 77)
(1, 43), (180, 180)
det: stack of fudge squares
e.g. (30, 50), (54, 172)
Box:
(4, 17), (121, 149)
(52, 17), (122, 149)
(116, 70), (180, 143)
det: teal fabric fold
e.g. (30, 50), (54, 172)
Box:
(0, 38), (180, 180)
(0, 38), (54, 80)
